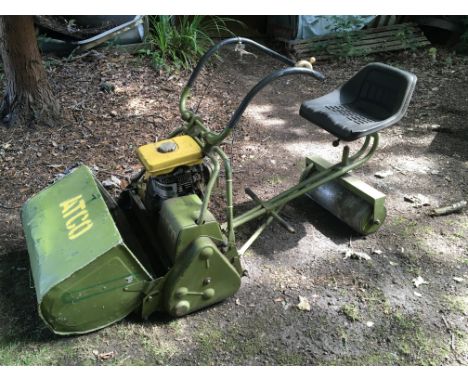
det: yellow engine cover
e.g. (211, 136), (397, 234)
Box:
(137, 135), (203, 177)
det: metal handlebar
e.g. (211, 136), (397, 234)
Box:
(179, 37), (326, 147)
(186, 37), (296, 89)
(208, 67), (325, 145)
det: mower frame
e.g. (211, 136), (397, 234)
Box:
(168, 37), (382, 254)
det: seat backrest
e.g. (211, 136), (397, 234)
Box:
(340, 63), (417, 121)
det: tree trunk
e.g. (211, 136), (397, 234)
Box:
(0, 15), (59, 128)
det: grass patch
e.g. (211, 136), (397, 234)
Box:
(0, 342), (55, 365)
(268, 174), (283, 185)
(326, 310), (451, 365)
(195, 325), (270, 365)
(139, 325), (178, 365)
(141, 336), (177, 365)
(325, 352), (399, 366)
(340, 303), (361, 322)
(0, 339), (89, 366)
(274, 351), (306, 365)
(195, 326), (308, 365)
(447, 216), (468, 240)
(442, 295), (468, 315)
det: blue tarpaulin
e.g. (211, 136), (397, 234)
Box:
(296, 16), (376, 39)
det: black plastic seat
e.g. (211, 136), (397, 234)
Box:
(300, 62), (417, 141)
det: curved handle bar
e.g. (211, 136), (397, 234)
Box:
(178, 37), (326, 147)
(186, 37), (296, 89)
(203, 67), (325, 146)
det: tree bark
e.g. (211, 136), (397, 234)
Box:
(0, 15), (60, 128)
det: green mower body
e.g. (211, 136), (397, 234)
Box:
(22, 165), (241, 335)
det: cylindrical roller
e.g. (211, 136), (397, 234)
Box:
(306, 178), (386, 235)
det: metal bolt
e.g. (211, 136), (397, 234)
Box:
(203, 277), (211, 286)
(174, 300), (190, 316)
(203, 288), (215, 300)
(200, 246), (214, 259)
(176, 287), (188, 298)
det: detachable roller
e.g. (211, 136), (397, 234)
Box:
(303, 156), (386, 235)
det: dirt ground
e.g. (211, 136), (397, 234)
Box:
(0, 41), (467, 366)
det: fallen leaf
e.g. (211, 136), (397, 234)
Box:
(375, 170), (393, 179)
(102, 175), (121, 189)
(412, 276), (428, 288)
(297, 296), (311, 311)
(343, 250), (371, 261)
(98, 351), (116, 361)
(403, 194), (430, 208)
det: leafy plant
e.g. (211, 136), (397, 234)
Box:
(455, 16), (468, 54)
(395, 25), (419, 52)
(428, 47), (438, 63)
(142, 15), (241, 72)
(322, 16), (371, 59)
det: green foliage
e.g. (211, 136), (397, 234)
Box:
(455, 16), (468, 54)
(395, 25), (420, 52)
(428, 47), (438, 63)
(326, 15), (370, 33)
(323, 16), (371, 58)
(140, 16), (240, 72)
(340, 303), (361, 322)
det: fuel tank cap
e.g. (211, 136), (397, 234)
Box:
(157, 141), (178, 153)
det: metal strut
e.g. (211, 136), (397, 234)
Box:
(233, 133), (379, 252)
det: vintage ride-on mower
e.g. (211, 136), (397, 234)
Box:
(22, 38), (417, 335)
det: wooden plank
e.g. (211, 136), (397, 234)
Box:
(294, 37), (430, 58)
(288, 22), (430, 59)
(292, 30), (425, 52)
(325, 39), (430, 54)
(291, 27), (413, 46)
(292, 34), (428, 54)
(293, 28), (426, 50)
(293, 42), (429, 57)
(293, 34), (429, 52)
(295, 39), (431, 59)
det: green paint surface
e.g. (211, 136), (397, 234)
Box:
(22, 165), (151, 335)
